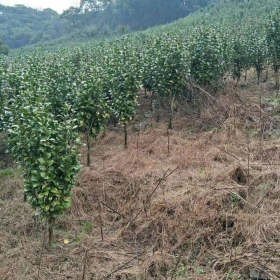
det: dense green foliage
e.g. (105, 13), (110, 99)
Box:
(5, 95), (81, 242)
(0, 55), (82, 241)
(266, 9), (280, 88)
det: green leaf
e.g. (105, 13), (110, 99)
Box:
(38, 192), (48, 199)
(39, 165), (47, 171)
(40, 172), (49, 179)
(38, 158), (46, 164)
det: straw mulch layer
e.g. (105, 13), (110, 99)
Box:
(1, 76), (280, 279)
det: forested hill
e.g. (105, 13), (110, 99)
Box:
(0, 0), (216, 49)
(0, 5), (60, 49)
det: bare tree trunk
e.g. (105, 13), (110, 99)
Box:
(124, 123), (128, 149)
(48, 217), (55, 244)
(86, 132), (91, 167)
(266, 64), (269, 81)
(168, 92), (175, 130)
(167, 129), (170, 156)
(150, 91), (154, 111)
(168, 114), (172, 130)
(275, 70), (279, 89)
(157, 94), (160, 122)
(257, 71), (260, 84)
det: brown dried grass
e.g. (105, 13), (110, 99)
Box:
(2, 78), (280, 279)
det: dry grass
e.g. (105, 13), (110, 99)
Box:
(1, 72), (280, 279)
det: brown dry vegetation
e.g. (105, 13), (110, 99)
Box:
(1, 70), (280, 279)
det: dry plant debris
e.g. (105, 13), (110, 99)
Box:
(1, 73), (280, 279)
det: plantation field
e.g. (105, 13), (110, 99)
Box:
(1, 0), (280, 279)
(1, 70), (280, 279)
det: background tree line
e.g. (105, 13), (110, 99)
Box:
(0, 4), (62, 48)
(73, 0), (216, 31)
(0, 0), (216, 49)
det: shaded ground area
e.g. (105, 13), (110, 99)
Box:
(1, 70), (280, 279)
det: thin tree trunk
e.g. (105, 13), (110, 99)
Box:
(245, 69), (247, 81)
(151, 91), (154, 111)
(48, 217), (55, 244)
(266, 65), (269, 81)
(275, 70), (279, 89)
(157, 94), (160, 122)
(235, 78), (239, 91)
(168, 92), (175, 130)
(86, 132), (91, 167)
(168, 114), (172, 130)
(124, 123), (128, 149)
(167, 129), (170, 156)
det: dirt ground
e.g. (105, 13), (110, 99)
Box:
(1, 70), (280, 279)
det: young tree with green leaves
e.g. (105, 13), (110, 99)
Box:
(104, 37), (141, 148)
(229, 28), (250, 85)
(266, 9), (280, 89)
(189, 26), (224, 88)
(147, 34), (189, 128)
(74, 63), (109, 166)
(6, 97), (81, 243)
(247, 24), (267, 84)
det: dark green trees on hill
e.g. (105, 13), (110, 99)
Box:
(0, 4), (61, 48)
(77, 0), (217, 31)
(0, 40), (9, 55)
(0, 0), (217, 49)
